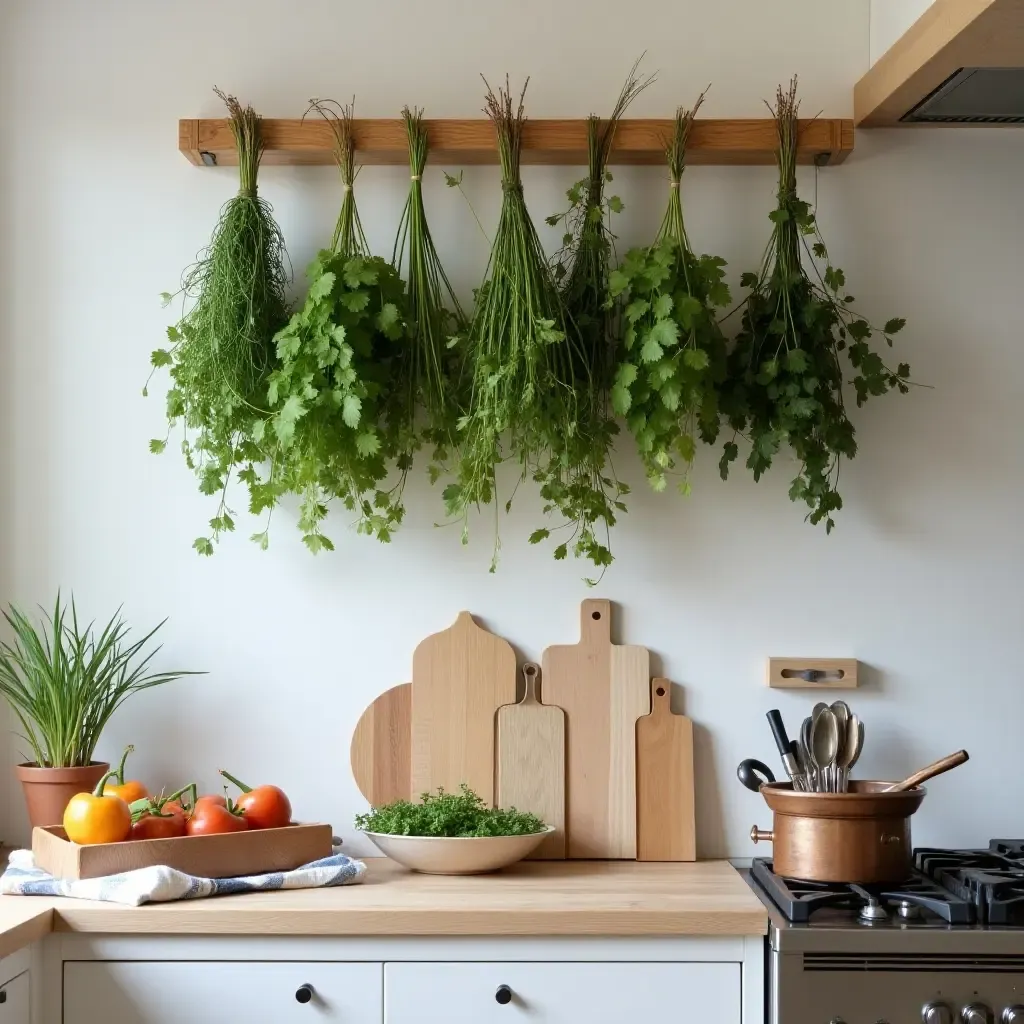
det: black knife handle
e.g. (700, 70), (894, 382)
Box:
(766, 710), (792, 757)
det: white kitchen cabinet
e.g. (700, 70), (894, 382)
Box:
(63, 961), (382, 1024)
(384, 961), (741, 1023)
(0, 971), (30, 1024)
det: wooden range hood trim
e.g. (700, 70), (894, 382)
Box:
(855, 0), (1024, 126)
(178, 117), (854, 167)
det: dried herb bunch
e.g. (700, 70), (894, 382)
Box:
(148, 89), (290, 555)
(608, 93), (732, 493)
(720, 79), (911, 530)
(254, 100), (409, 553)
(392, 106), (468, 456)
(448, 78), (622, 576)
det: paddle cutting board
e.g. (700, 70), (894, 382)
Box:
(636, 678), (696, 862)
(411, 611), (517, 804)
(350, 683), (411, 807)
(542, 599), (650, 859)
(496, 663), (566, 859)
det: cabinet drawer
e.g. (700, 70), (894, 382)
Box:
(65, 961), (381, 1023)
(0, 970), (30, 1023)
(384, 961), (740, 1023)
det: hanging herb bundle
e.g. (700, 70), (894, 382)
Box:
(607, 93), (732, 494)
(392, 106), (468, 463)
(720, 79), (911, 531)
(252, 101), (409, 553)
(446, 79), (621, 576)
(148, 89), (290, 555)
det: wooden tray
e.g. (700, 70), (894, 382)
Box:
(33, 822), (333, 881)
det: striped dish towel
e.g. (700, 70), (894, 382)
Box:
(0, 848), (366, 906)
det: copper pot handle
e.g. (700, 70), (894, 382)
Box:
(750, 826), (774, 844)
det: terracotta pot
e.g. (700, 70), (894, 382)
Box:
(749, 780), (926, 884)
(16, 762), (110, 828)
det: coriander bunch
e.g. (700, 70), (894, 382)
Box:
(608, 93), (732, 494)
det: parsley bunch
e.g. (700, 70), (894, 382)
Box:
(252, 102), (409, 552)
(148, 90), (290, 555)
(720, 79), (911, 531)
(608, 95), (732, 494)
(356, 785), (547, 837)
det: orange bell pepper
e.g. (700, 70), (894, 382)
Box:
(103, 745), (149, 804)
(63, 770), (132, 845)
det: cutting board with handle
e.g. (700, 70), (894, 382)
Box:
(411, 611), (517, 805)
(350, 683), (411, 807)
(542, 599), (650, 859)
(496, 663), (566, 859)
(636, 678), (696, 862)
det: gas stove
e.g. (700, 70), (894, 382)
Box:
(747, 840), (1024, 1024)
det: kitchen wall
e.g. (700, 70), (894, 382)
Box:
(2, 0), (1021, 857)
(870, 0), (935, 64)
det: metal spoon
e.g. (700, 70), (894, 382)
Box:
(829, 701), (851, 791)
(846, 717), (864, 784)
(833, 714), (857, 793)
(810, 708), (839, 792)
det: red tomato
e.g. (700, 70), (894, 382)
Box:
(193, 793), (227, 811)
(186, 803), (248, 837)
(236, 786), (292, 830)
(131, 811), (187, 841)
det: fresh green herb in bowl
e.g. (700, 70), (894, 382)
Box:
(355, 785), (546, 837)
(356, 786), (553, 874)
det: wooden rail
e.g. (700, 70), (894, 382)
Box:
(179, 117), (854, 168)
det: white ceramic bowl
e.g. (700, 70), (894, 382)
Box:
(362, 827), (555, 874)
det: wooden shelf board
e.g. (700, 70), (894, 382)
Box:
(179, 117), (854, 168)
(855, 0), (1024, 126)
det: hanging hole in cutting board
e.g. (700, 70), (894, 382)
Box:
(656, 685), (666, 696)
(591, 610), (601, 620)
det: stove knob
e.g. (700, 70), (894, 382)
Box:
(922, 1003), (953, 1024)
(961, 1004), (993, 1024)
(1002, 1008), (1024, 1024)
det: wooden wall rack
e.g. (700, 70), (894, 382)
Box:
(178, 117), (854, 168)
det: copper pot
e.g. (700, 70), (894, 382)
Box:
(750, 780), (926, 884)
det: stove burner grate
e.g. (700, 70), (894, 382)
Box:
(751, 859), (975, 924)
(916, 843), (1024, 925)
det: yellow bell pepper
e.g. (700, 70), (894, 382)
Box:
(63, 770), (132, 845)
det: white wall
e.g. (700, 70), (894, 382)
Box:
(2, 0), (1022, 858)
(871, 0), (935, 64)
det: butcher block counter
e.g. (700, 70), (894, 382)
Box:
(0, 858), (765, 957)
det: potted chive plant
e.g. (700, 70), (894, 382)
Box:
(0, 595), (199, 827)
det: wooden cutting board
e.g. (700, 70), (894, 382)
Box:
(636, 678), (696, 862)
(350, 683), (411, 807)
(496, 663), (566, 859)
(542, 599), (650, 859)
(411, 611), (517, 804)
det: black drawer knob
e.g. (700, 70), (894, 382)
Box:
(295, 984), (314, 1004)
(495, 985), (512, 1005)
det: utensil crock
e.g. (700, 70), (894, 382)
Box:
(750, 780), (926, 884)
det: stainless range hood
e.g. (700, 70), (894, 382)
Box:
(856, 0), (1024, 125)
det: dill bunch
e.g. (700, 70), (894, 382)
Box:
(149, 88), (290, 555)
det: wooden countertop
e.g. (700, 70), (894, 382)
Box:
(1, 858), (766, 957)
